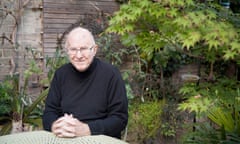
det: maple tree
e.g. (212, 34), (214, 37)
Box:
(107, 0), (240, 80)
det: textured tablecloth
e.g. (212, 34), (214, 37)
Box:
(0, 130), (129, 144)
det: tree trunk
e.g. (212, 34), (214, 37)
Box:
(11, 120), (23, 134)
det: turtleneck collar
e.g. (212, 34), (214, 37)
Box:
(70, 57), (97, 78)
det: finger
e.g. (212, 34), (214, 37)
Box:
(56, 128), (76, 138)
(64, 113), (73, 118)
(62, 130), (75, 137)
(53, 119), (68, 132)
(58, 131), (75, 138)
(53, 116), (75, 132)
(54, 120), (66, 128)
(54, 126), (75, 138)
(63, 116), (77, 126)
(57, 133), (64, 137)
(54, 116), (67, 124)
(56, 120), (75, 132)
(62, 124), (75, 133)
(53, 127), (63, 136)
(67, 113), (73, 118)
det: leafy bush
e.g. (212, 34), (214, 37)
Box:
(178, 78), (240, 143)
(0, 81), (12, 117)
(127, 99), (165, 142)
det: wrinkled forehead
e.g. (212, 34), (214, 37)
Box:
(65, 28), (95, 48)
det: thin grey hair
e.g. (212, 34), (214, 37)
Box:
(64, 27), (96, 49)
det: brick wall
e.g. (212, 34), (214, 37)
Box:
(0, 0), (42, 79)
(0, 0), (43, 99)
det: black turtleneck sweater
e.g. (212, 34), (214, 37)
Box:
(42, 58), (128, 138)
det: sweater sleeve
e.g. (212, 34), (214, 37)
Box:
(87, 69), (128, 138)
(42, 72), (63, 131)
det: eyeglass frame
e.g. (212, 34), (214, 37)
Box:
(66, 45), (94, 55)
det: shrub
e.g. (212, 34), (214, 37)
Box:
(127, 99), (165, 142)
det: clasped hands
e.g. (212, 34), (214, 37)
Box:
(51, 113), (91, 138)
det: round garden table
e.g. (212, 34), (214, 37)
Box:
(0, 130), (129, 144)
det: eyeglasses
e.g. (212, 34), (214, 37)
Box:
(67, 46), (94, 55)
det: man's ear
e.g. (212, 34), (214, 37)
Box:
(93, 45), (98, 55)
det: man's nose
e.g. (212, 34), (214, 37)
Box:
(76, 49), (82, 57)
(75, 50), (83, 57)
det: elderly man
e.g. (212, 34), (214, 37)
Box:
(42, 27), (128, 139)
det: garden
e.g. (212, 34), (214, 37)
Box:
(0, 0), (240, 144)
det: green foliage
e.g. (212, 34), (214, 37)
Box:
(182, 122), (222, 144)
(174, 3), (240, 62)
(0, 47), (66, 135)
(160, 123), (176, 137)
(179, 77), (240, 143)
(0, 81), (12, 116)
(122, 71), (135, 101)
(0, 79), (48, 135)
(96, 33), (130, 67)
(107, 0), (182, 67)
(107, 1), (240, 143)
(41, 48), (68, 86)
(178, 94), (213, 117)
(182, 121), (240, 144)
(107, 0), (240, 74)
(0, 74), (44, 135)
(208, 107), (240, 134)
(222, 133), (240, 144)
(106, 0), (240, 110)
(128, 99), (165, 142)
(178, 78), (240, 114)
(22, 88), (48, 127)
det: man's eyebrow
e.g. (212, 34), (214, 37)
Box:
(69, 46), (88, 49)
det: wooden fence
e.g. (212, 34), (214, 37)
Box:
(43, 0), (119, 57)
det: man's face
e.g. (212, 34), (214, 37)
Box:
(66, 33), (97, 72)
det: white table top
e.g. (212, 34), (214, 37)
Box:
(0, 130), (129, 144)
